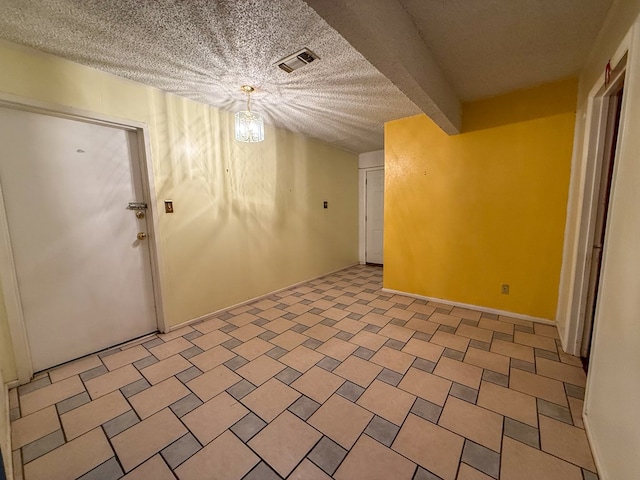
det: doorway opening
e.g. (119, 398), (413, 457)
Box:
(364, 168), (384, 266)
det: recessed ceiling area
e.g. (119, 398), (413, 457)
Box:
(0, 0), (614, 153)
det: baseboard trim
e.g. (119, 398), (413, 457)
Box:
(170, 263), (360, 332)
(582, 413), (605, 479)
(381, 288), (555, 325)
(2, 380), (13, 480)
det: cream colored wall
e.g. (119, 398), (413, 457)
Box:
(0, 40), (358, 382)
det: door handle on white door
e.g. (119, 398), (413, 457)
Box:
(137, 232), (147, 240)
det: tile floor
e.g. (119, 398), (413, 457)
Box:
(8, 265), (598, 480)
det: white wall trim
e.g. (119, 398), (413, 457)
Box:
(0, 92), (168, 383)
(170, 263), (360, 331)
(1, 371), (13, 480)
(382, 288), (556, 325)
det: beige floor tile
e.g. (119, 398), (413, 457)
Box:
(270, 330), (308, 351)
(189, 345), (235, 372)
(450, 307), (482, 321)
(407, 302), (436, 316)
(455, 324), (493, 343)
(23, 428), (113, 480)
(121, 454), (175, 480)
(157, 326), (194, 342)
(285, 303), (313, 315)
(568, 396), (585, 428)
(404, 318), (439, 335)
(348, 330), (388, 351)
(369, 298), (394, 310)
(140, 354), (192, 385)
(386, 307), (415, 321)
(490, 338), (535, 363)
(11, 405), (60, 448)
(20, 375), (85, 415)
(433, 356), (482, 389)
(458, 463), (493, 480)
(229, 304), (253, 315)
(9, 388), (18, 410)
(389, 294), (415, 305)
(428, 301), (453, 311)
(49, 355), (103, 382)
(559, 350), (584, 367)
(308, 394), (373, 449)
(148, 337), (193, 360)
(534, 323), (560, 339)
(378, 324), (415, 342)
(430, 331), (470, 352)
(187, 365), (241, 402)
(183, 391), (249, 445)
(509, 368), (568, 406)
(357, 380), (415, 426)
(257, 308), (285, 321)
(61, 390), (130, 439)
(227, 312), (259, 327)
(370, 346), (415, 374)
(232, 337), (274, 361)
(295, 312), (324, 327)
(539, 415), (596, 470)
(514, 331), (557, 352)
(316, 337), (358, 361)
(501, 437), (583, 480)
(291, 366), (344, 403)
(478, 318), (514, 335)
(289, 459), (332, 480)
(311, 299), (336, 310)
(360, 312), (393, 327)
(393, 414), (464, 480)
(464, 347), (510, 375)
(230, 323), (266, 342)
(236, 355), (285, 386)
(129, 377), (189, 419)
(335, 433), (415, 480)
(192, 318), (228, 334)
(102, 346), (150, 371)
(85, 364), (142, 399)
(241, 378), (301, 422)
(304, 324), (339, 342)
(249, 411), (322, 477)
(498, 315), (534, 328)
(253, 299), (278, 310)
(176, 430), (259, 480)
(333, 318), (367, 334)
(536, 357), (586, 387)
(398, 367), (452, 406)
(333, 356), (383, 388)
(401, 338), (444, 362)
(345, 302), (375, 316)
(477, 381), (537, 427)
(438, 396), (503, 452)
(279, 346), (324, 373)
(323, 307), (350, 321)
(112, 408), (187, 472)
(428, 312), (462, 328)
(263, 317), (296, 334)
(334, 295), (359, 305)
(191, 330), (232, 350)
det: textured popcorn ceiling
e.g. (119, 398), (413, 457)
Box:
(0, 0), (613, 153)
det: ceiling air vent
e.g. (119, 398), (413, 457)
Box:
(276, 48), (319, 73)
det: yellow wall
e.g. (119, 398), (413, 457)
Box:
(0, 40), (358, 382)
(384, 79), (577, 320)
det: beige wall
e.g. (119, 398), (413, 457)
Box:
(0, 40), (358, 385)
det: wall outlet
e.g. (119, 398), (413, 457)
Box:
(501, 284), (510, 295)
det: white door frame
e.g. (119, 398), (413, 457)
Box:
(358, 166), (384, 264)
(0, 92), (167, 384)
(556, 31), (632, 356)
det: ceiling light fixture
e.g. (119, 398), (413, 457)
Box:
(235, 85), (264, 143)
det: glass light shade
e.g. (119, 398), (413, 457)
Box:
(235, 110), (264, 142)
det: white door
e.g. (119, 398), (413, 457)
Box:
(365, 169), (384, 264)
(0, 107), (158, 371)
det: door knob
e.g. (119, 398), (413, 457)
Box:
(137, 232), (147, 240)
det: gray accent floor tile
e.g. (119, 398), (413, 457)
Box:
(18, 376), (51, 396)
(504, 417), (540, 449)
(515, 325), (534, 334)
(535, 348), (560, 361)
(231, 412), (267, 442)
(377, 368), (403, 386)
(183, 330), (203, 341)
(439, 325), (457, 335)
(180, 346), (204, 360)
(103, 410), (140, 438)
(219, 323), (238, 333)
(303, 338), (323, 349)
(442, 348), (465, 361)
(335, 331), (354, 341)
(243, 461), (281, 480)
(321, 318), (338, 327)
(77, 457), (123, 480)
(511, 358), (536, 373)
(384, 338), (406, 351)
(10, 408), (20, 421)
(308, 436), (347, 475)
(353, 347), (375, 360)
(364, 415), (400, 447)
(566, 384), (586, 400)
(414, 466), (442, 480)
(275, 367), (302, 385)
(538, 399), (573, 425)
(161, 433), (201, 469)
(120, 378), (151, 398)
(336, 381), (365, 402)
(133, 355), (158, 370)
(98, 348), (121, 359)
(289, 396), (321, 420)
(259, 331), (278, 342)
(450, 383), (478, 404)
(310, 308), (326, 315)
(266, 346), (288, 359)
(222, 338), (243, 350)
(462, 440), (500, 479)
(227, 379), (256, 400)
(252, 318), (270, 327)
(469, 339), (491, 351)
(493, 332), (514, 343)
(461, 319), (479, 327)
(412, 358), (436, 373)
(412, 332), (432, 342)
(56, 391), (91, 415)
(363, 324), (381, 333)
(291, 324), (309, 333)
(390, 319), (407, 327)
(347, 313), (363, 320)
(79, 365), (108, 382)
(482, 313), (498, 320)
(217, 312), (234, 321)
(142, 338), (164, 349)
(21, 429), (65, 463)
(171, 393), (203, 417)
(583, 469), (599, 480)
(482, 370), (509, 387)
(282, 312), (298, 320)
(410, 398), (442, 424)
(224, 356), (249, 371)
(435, 308), (451, 315)
(317, 357), (341, 372)
(176, 366), (203, 383)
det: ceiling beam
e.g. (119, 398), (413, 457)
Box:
(304, 0), (461, 134)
